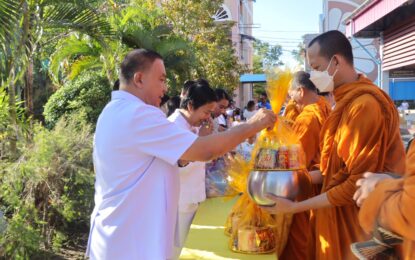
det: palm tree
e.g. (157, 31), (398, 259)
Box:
(0, 0), (112, 157)
(48, 4), (195, 93)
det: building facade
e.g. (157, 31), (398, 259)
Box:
(344, 0), (415, 102)
(319, 0), (381, 85)
(215, 0), (255, 108)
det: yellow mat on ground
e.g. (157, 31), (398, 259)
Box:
(180, 197), (277, 260)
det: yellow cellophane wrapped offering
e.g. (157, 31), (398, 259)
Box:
(252, 68), (305, 171)
(229, 198), (277, 254)
(224, 155), (251, 236)
(225, 68), (306, 255)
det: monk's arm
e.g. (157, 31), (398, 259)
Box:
(359, 176), (415, 240)
(264, 192), (331, 214)
(360, 145), (415, 240)
(292, 192), (331, 213)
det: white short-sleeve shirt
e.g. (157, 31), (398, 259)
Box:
(168, 109), (206, 208)
(86, 91), (197, 260)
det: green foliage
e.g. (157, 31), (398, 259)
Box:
(253, 40), (284, 73)
(0, 116), (94, 258)
(0, 86), (8, 140)
(292, 42), (305, 65)
(49, 35), (104, 85)
(43, 71), (111, 129)
(0, 86), (29, 159)
(47, 1), (245, 95)
(160, 0), (245, 93)
(0, 0), (19, 56)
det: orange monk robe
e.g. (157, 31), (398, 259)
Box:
(283, 99), (301, 123)
(314, 75), (406, 259)
(359, 143), (415, 260)
(280, 97), (331, 260)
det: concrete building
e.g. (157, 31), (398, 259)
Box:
(344, 0), (415, 102)
(214, 0), (255, 108)
(318, 0), (381, 84)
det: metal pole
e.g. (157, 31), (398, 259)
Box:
(352, 36), (382, 86)
(379, 32), (384, 88)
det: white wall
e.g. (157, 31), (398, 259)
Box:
(322, 0), (380, 85)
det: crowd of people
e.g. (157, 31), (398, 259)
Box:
(85, 29), (414, 260)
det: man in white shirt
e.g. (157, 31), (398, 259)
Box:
(86, 49), (276, 260)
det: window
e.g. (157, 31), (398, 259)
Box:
(213, 5), (232, 22)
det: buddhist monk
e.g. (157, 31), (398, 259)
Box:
(353, 143), (415, 259)
(280, 71), (331, 260)
(262, 30), (405, 259)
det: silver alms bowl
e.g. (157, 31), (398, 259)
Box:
(247, 170), (299, 206)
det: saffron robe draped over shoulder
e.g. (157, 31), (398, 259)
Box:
(280, 97), (331, 260)
(313, 75), (406, 259)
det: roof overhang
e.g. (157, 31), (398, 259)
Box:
(344, 0), (414, 38)
(240, 74), (266, 83)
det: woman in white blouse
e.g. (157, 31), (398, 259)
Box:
(168, 79), (218, 258)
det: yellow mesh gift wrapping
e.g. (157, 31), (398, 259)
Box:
(224, 68), (308, 255)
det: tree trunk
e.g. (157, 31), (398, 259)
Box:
(6, 1), (30, 159)
(7, 66), (18, 159)
(25, 56), (34, 117)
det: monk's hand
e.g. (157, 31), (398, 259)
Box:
(260, 193), (299, 214)
(309, 170), (323, 184)
(354, 172), (392, 207)
(247, 108), (277, 131)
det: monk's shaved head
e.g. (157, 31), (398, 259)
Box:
(308, 30), (354, 65)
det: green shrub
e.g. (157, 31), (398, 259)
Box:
(43, 71), (111, 129)
(0, 115), (94, 258)
(0, 86), (30, 160)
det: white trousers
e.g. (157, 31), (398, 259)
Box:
(173, 203), (199, 260)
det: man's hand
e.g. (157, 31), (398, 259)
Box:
(353, 172), (392, 207)
(260, 193), (299, 214)
(247, 108), (277, 131)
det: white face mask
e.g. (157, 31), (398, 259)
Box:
(310, 57), (338, 93)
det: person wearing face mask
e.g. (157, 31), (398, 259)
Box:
(280, 71), (331, 260)
(168, 79), (217, 259)
(261, 30), (406, 260)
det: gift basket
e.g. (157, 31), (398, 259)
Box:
(224, 68), (307, 256)
(205, 157), (230, 198)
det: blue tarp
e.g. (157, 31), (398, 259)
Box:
(390, 80), (415, 100)
(239, 74), (266, 83)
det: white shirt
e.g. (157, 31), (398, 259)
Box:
(168, 110), (206, 209)
(86, 91), (197, 260)
(243, 109), (257, 121)
(213, 114), (227, 133)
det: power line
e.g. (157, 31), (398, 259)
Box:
(253, 36), (303, 40)
(253, 29), (319, 33)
